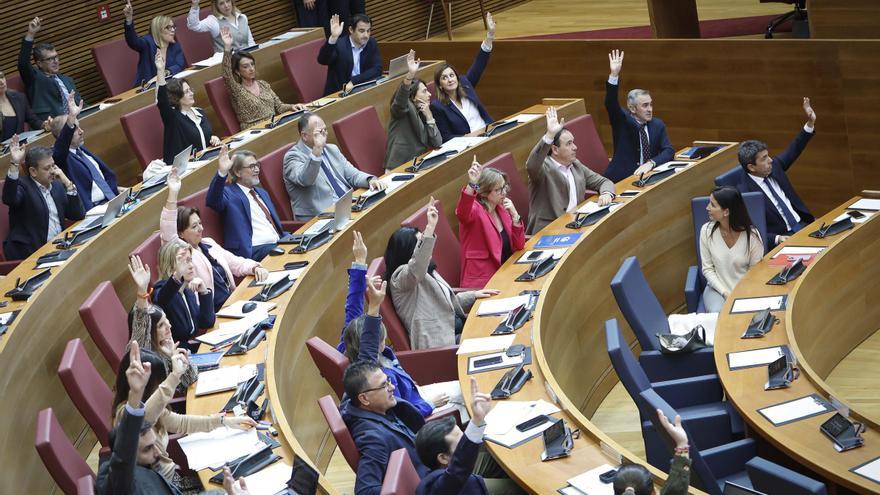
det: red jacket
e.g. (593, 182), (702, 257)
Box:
(455, 188), (525, 288)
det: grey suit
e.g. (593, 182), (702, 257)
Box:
(526, 138), (615, 235)
(390, 235), (476, 349)
(282, 140), (374, 219)
(384, 82), (443, 170)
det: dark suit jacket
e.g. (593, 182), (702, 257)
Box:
(205, 173), (284, 259)
(604, 81), (674, 182)
(96, 407), (180, 495)
(2, 174), (85, 260)
(317, 34), (382, 96)
(124, 21), (186, 87)
(18, 37), (81, 119)
(2, 90), (43, 141)
(430, 46), (494, 142)
(417, 433), (488, 495)
(157, 84), (213, 164)
(53, 123), (119, 211)
(735, 128), (815, 242)
(153, 276), (215, 343)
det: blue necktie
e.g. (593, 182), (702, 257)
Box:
(320, 152), (348, 198)
(639, 123), (650, 164)
(77, 148), (115, 201)
(764, 178), (799, 232)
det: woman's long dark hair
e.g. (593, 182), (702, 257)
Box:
(433, 64), (466, 105)
(383, 227), (435, 297)
(111, 348), (167, 420)
(613, 463), (653, 495)
(709, 186), (757, 251)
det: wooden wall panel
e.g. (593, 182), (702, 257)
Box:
(0, 0), (523, 104)
(808, 0), (880, 39)
(380, 39), (879, 217)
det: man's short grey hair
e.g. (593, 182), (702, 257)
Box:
(626, 89), (651, 107)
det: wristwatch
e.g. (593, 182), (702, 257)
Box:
(468, 182), (480, 193)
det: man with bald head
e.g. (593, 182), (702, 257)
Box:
(603, 49), (673, 183)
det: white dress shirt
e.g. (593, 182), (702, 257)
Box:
(350, 41), (365, 77)
(71, 147), (108, 203)
(237, 183), (280, 246)
(453, 97), (488, 133)
(748, 173), (801, 231)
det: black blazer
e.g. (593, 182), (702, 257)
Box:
(157, 84), (213, 164)
(53, 123), (119, 211)
(18, 37), (81, 119)
(153, 276), (215, 344)
(317, 34), (382, 96)
(429, 46), (494, 143)
(2, 174), (85, 261)
(2, 90), (43, 141)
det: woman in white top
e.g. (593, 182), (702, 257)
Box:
(187, 0), (255, 53)
(700, 186), (764, 312)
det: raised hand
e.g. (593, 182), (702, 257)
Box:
(220, 26), (234, 50)
(154, 49), (166, 74)
(473, 289), (500, 299)
(123, 1), (133, 23)
(27, 17), (41, 37)
(169, 343), (187, 376)
(126, 341), (152, 407)
(657, 408), (689, 450)
(329, 14), (344, 41)
(406, 49), (420, 78)
(9, 134), (25, 166)
(352, 230), (367, 264)
(425, 196), (439, 234)
(366, 275), (386, 316)
(544, 106), (564, 139)
(486, 12), (496, 37)
(217, 144), (232, 175)
(803, 97), (816, 126)
(609, 49), (624, 77)
(467, 155), (484, 185)
(470, 377), (493, 425)
(311, 127), (327, 155)
(67, 92), (84, 120)
(128, 255), (151, 294)
(173, 248), (191, 280)
(304, 0), (316, 9)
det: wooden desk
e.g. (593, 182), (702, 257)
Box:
(715, 200), (880, 494)
(454, 144), (739, 493)
(808, 0), (880, 39)
(0, 29), (323, 187)
(0, 61), (440, 495)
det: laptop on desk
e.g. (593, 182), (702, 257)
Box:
(304, 189), (353, 234)
(72, 188), (131, 232)
(173, 145), (193, 177)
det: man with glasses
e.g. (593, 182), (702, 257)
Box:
(18, 16), (82, 119)
(207, 145), (287, 260)
(283, 112), (385, 220)
(341, 277), (429, 495)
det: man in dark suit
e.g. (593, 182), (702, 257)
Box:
(735, 97), (817, 246)
(52, 93), (119, 211)
(603, 49), (673, 183)
(3, 139), (85, 261)
(206, 146), (286, 261)
(317, 13), (382, 96)
(17, 16), (81, 120)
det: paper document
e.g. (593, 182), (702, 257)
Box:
(727, 346), (785, 370)
(36, 260), (65, 269)
(178, 427), (264, 471)
(835, 211), (874, 224)
(173, 69), (199, 80)
(196, 311), (268, 346)
(456, 335), (515, 355)
(217, 301), (277, 318)
(484, 400), (561, 448)
(192, 52), (224, 67)
(852, 457), (880, 484)
(730, 295), (786, 314)
(0, 311), (17, 325)
(195, 364), (257, 396)
(443, 136), (486, 152)
(668, 312), (718, 346)
(418, 380), (469, 423)
(380, 173), (412, 193)
(311, 97), (337, 107)
(534, 233), (582, 249)
(575, 201), (614, 215)
(476, 295), (532, 316)
(567, 464), (616, 495)
(252, 268), (305, 286)
(559, 487), (587, 495)
(511, 113), (543, 124)
(467, 350), (526, 374)
(771, 246), (825, 258)
(271, 31), (305, 41)
(242, 461), (292, 494)
(848, 198), (880, 211)
(758, 394), (832, 426)
(652, 161), (691, 173)
(516, 248), (567, 264)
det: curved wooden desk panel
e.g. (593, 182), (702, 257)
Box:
(0, 61), (439, 494)
(716, 201), (880, 493)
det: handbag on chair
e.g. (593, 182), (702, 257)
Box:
(656, 325), (709, 354)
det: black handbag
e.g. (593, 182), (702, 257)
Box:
(656, 325), (709, 354)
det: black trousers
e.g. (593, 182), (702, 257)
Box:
(293, 0), (366, 37)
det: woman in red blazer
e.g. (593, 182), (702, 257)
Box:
(455, 157), (525, 288)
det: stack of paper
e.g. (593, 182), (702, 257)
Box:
(652, 161), (691, 173)
(192, 52), (224, 67)
(566, 464), (617, 495)
(242, 462), (292, 494)
(177, 427), (265, 471)
(848, 198), (880, 211)
(423, 136), (487, 160)
(194, 364), (258, 396)
(456, 335), (516, 355)
(484, 400), (561, 448)
(727, 346), (785, 370)
(197, 310), (269, 346)
(834, 211), (875, 224)
(730, 295), (786, 314)
(853, 457), (880, 484)
(217, 301), (277, 318)
(758, 395), (832, 426)
(476, 295), (532, 316)
(252, 268), (305, 286)
(771, 246), (825, 259)
(515, 248), (568, 264)
(510, 113), (543, 124)
(575, 201), (623, 215)
(418, 380), (469, 423)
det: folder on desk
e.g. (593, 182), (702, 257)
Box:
(676, 145), (721, 160)
(727, 345), (788, 370)
(851, 456), (880, 484)
(729, 295), (787, 314)
(757, 394), (833, 427)
(534, 233), (582, 249)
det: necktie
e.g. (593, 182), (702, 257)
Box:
(764, 178), (799, 232)
(76, 148), (115, 201)
(639, 123), (650, 164)
(54, 76), (70, 114)
(249, 189), (282, 235)
(320, 152), (348, 198)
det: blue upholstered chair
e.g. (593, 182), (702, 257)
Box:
(610, 256), (716, 381)
(715, 166), (741, 188)
(605, 319), (742, 469)
(684, 192), (768, 312)
(746, 457), (828, 495)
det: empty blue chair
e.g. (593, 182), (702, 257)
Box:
(611, 256), (715, 381)
(605, 319), (741, 469)
(684, 192), (768, 312)
(715, 166), (741, 187)
(746, 457), (827, 495)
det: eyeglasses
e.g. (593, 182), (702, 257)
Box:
(493, 184), (511, 194)
(359, 377), (392, 395)
(244, 161), (261, 170)
(164, 24), (176, 31)
(40, 55), (59, 62)
(314, 128), (328, 136)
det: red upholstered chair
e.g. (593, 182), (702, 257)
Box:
(58, 339), (113, 447)
(367, 257), (411, 351)
(258, 145), (306, 232)
(120, 105), (164, 170)
(173, 9), (214, 65)
(483, 152), (529, 226)
(91, 38), (138, 96)
(130, 232), (161, 287)
(6, 73), (25, 93)
(332, 106), (387, 177)
(180, 188), (225, 241)
(566, 114), (609, 176)
(76, 475), (95, 495)
(0, 180), (21, 275)
(280, 39), (327, 102)
(318, 395), (360, 470)
(306, 337), (349, 399)
(205, 77), (241, 136)
(79, 281), (129, 372)
(401, 199), (461, 288)
(35, 408), (94, 495)
(380, 448), (421, 495)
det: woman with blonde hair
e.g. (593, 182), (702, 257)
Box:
(151, 240), (215, 351)
(187, 0), (255, 53)
(123, 1), (186, 88)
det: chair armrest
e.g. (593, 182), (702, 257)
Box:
(396, 345), (458, 383)
(653, 374), (723, 408)
(166, 434), (190, 471)
(0, 260), (20, 276)
(426, 407), (463, 428)
(685, 265), (702, 313)
(282, 220), (307, 233)
(639, 348), (717, 382)
(674, 407), (734, 451)
(701, 438), (757, 479)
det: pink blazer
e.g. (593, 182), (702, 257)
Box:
(455, 188), (525, 288)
